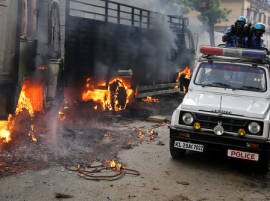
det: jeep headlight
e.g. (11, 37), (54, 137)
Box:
(248, 122), (261, 134)
(182, 112), (194, 125)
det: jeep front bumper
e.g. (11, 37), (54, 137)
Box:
(169, 126), (270, 153)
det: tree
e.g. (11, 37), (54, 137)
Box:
(174, 0), (231, 46)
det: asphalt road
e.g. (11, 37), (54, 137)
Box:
(0, 96), (269, 201)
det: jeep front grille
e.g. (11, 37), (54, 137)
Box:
(179, 112), (263, 136)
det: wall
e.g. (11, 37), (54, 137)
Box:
(215, 0), (243, 32)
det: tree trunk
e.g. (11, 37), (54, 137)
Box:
(208, 23), (215, 46)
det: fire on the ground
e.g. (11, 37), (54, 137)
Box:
(0, 79), (44, 144)
(141, 96), (160, 103)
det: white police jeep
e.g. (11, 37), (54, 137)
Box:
(169, 46), (270, 171)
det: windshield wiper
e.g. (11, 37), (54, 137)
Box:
(237, 86), (263, 91)
(201, 82), (236, 90)
(211, 82), (231, 88)
(201, 82), (231, 88)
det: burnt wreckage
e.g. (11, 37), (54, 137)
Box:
(0, 0), (195, 119)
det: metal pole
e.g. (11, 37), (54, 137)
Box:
(139, 10), (142, 28)
(147, 11), (150, 29)
(131, 7), (134, 26)
(105, 0), (108, 23)
(117, 4), (120, 24)
(15, 0), (22, 84)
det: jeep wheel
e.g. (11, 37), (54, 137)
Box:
(258, 151), (269, 172)
(170, 138), (186, 159)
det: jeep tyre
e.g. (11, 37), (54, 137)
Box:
(258, 151), (269, 172)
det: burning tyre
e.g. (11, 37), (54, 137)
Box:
(82, 77), (134, 112)
(107, 79), (128, 112)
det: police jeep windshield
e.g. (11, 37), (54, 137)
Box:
(195, 63), (267, 92)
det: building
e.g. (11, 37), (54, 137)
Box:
(216, 0), (270, 31)
(216, 0), (270, 47)
(185, 0), (270, 47)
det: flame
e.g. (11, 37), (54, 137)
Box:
(106, 160), (123, 171)
(16, 79), (44, 117)
(137, 129), (144, 144)
(58, 106), (70, 121)
(0, 121), (11, 143)
(148, 129), (156, 141)
(82, 78), (107, 110)
(32, 135), (37, 142)
(82, 77), (134, 112)
(28, 124), (38, 142)
(176, 66), (192, 93)
(110, 160), (116, 168)
(16, 84), (34, 117)
(0, 115), (14, 143)
(58, 111), (65, 121)
(142, 96), (160, 103)
(137, 129), (144, 139)
(1, 79), (44, 144)
(37, 66), (47, 70)
(176, 66), (191, 81)
(104, 131), (112, 138)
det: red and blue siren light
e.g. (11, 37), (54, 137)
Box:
(200, 46), (267, 59)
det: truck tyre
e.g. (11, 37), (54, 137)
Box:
(170, 138), (186, 159)
(109, 79), (127, 111)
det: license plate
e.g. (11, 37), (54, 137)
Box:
(174, 141), (204, 152)
(227, 149), (259, 161)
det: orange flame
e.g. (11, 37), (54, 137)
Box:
(141, 96), (160, 103)
(176, 66), (191, 81)
(37, 66), (48, 70)
(137, 129), (144, 139)
(137, 129), (144, 144)
(82, 77), (134, 112)
(1, 79), (44, 144)
(58, 106), (70, 121)
(0, 121), (11, 143)
(0, 115), (14, 143)
(176, 66), (192, 93)
(16, 80), (44, 117)
(106, 160), (123, 171)
(28, 124), (38, 142)
(148, 129), (156, 141)
(58, 111), (65, 121)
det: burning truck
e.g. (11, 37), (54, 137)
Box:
(63, 0), (195, 110)
(0, 0), (195, 138)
